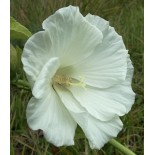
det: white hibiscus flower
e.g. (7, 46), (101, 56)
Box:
(22, 6), (135, 149)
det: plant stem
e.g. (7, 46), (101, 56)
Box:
(109, 139), (136, 155)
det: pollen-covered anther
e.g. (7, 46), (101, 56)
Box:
(53, 75), (86, 88)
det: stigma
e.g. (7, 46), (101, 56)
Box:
(53, 75), (86, 88)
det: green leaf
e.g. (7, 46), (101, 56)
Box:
(10, 16), (32, 41)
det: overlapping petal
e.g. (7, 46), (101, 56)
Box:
(22, 31), (54, 87)
(26, 90), (77, 146)
(42, 5), (103, 67)
(64, 55), (135, 121)
(32, 57), (59, 99)
(85, 13), (109, 32)
(54, 84), (86, 114)
(54, 85), (123, 149)
(85, 116), (123, 149)
(61, 14), (128, 88)
(85, 14), (123, 44)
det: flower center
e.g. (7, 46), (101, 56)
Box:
(53, 75), (86, 88)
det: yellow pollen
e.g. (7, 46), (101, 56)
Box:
(53, 75), (86, 88)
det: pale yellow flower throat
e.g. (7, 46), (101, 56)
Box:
(53, 75), (86, 88)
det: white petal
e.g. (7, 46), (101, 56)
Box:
(26, 90), (77, 146)
(62, 25), (128, 88)
(54, 86), (123, 149)
(54, 84), (89, 133)
(85, 14), (124, 44)
(126, 54), (134, 84)
(54, 84), (86, 114)
(85, 13), (109, 32)
(42, 6), (103, 67)
(66, 55), (135, 121)
(22, 31), (53, 87)
(66, 86), (123, 121)
(32, 57), (60, 99)
(85, 116), (123, 149)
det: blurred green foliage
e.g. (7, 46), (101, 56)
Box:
(10, 0), (143, 154)
(10, 16), (32, 41)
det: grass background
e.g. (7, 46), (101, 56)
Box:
(10, 0), (144, 154)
